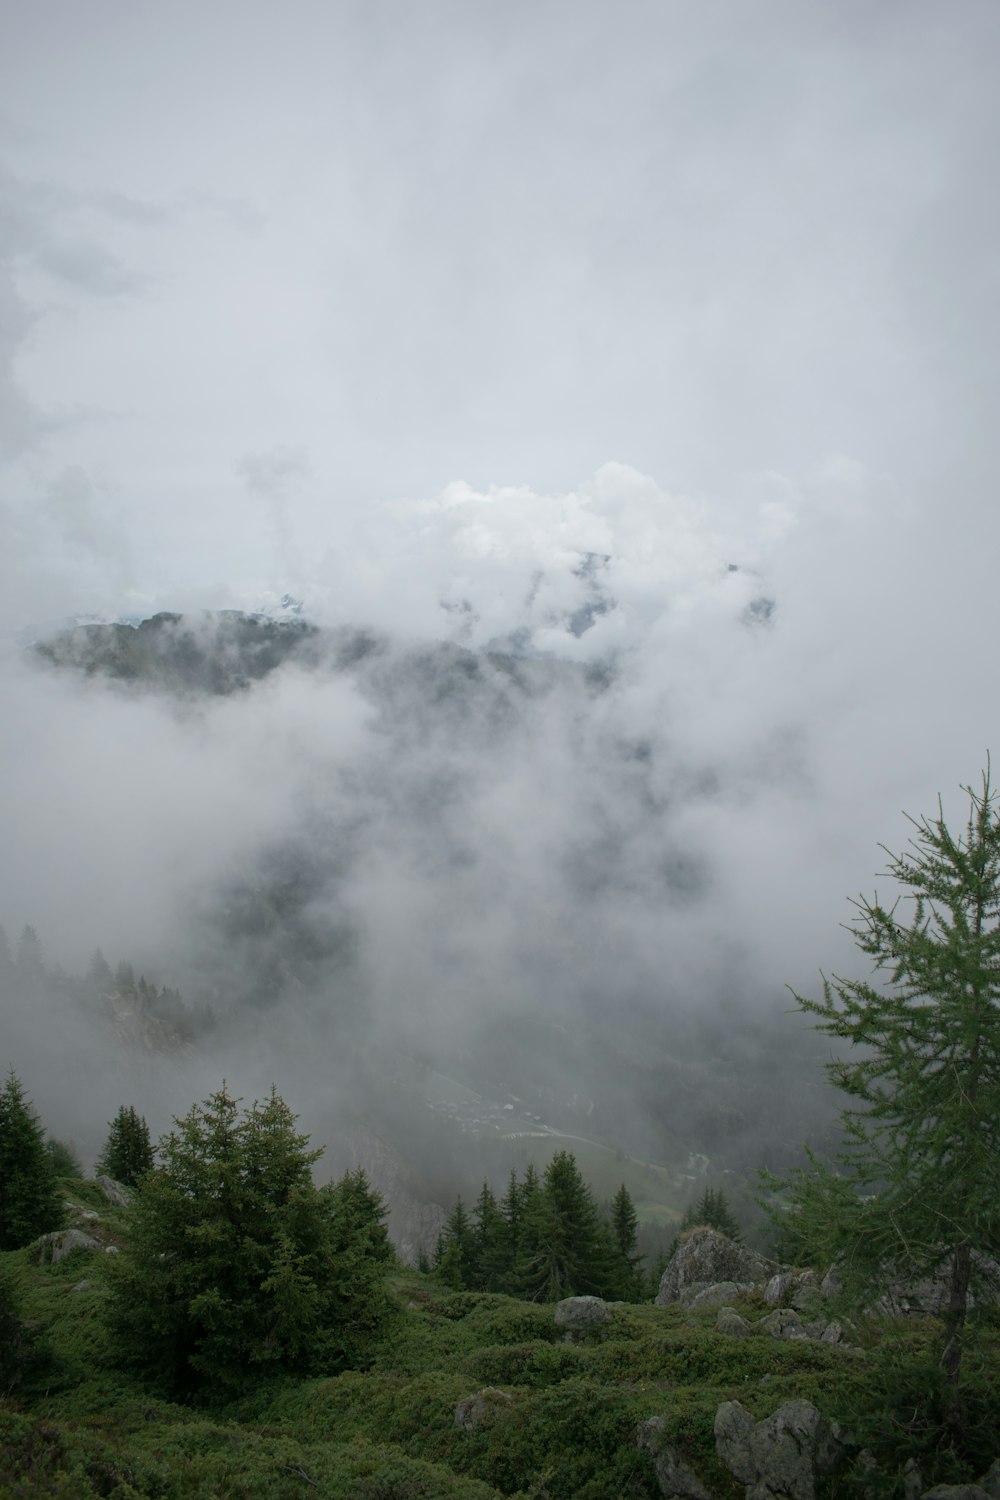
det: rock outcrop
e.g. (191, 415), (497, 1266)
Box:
(656, 1229), (779, 1308)
(715, 1307), (751, 1338)
(876, 1252), (1000, 1318)
(685, 1280), (754, 1310)
(33, 1228), (102, 1265)
(715, 1399), (844, 1500)
(555, 1295), (613, 1342)
(95, 1175), (131, 1207)
(636, 1416), (715, 1500)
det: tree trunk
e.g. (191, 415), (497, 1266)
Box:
(940, 1236), (971, 1437)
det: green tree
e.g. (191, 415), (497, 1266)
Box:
(677, 1186), (742, 1243)
(519, 1151), (613, 1301)
(609, 1183), (644, 1299)
(95, 1105), (154, 1187)
(0, 1070), (63, 1250)
(327, 1168), (394, 1265)
(471, 1180), (509, 1291)
(45, 1137), (83, 1179)
(768, 764), (1000, 1434)
(435, 1195), (476, 1290)
(504, 1163), (543, 1296)
(645, 1246), (670, 1300)
(108, 1084), (394, 1394)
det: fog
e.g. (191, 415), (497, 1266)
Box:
(1, 3), (998, 1218)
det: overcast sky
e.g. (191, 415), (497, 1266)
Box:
(2, 0), (999, 1000)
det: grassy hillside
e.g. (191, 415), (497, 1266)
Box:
(3, 1180), (999, 1498)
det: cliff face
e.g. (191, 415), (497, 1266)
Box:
(102, 988), (194, 1056)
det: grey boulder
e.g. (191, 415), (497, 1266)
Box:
(715, 1398), (844, 1500)
(34, 1228), (102, 1264)
(657, 1230), (779, 1307)
(554, 1294), (613, 1342)
(637, 1416), (716, 1500)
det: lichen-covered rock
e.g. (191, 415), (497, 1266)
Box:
(714, 1402), (756, 1484)
(454, 1388), (512, 1430)
(715, 1398), (844, 1500)
(637, 1416), (716, 1499)
(33, 1228), (102, 1265)
(759, 1309), (807, 1341)
(875, 1253), (1000, 1318)
(764, 1271), (794, 1307)
(95, 1175), (131, 1207)
(656, 1230), (779, 1307)
(554, 1294), (613, 1341)
(716, 1307), (751, 1338)
(790, 1272), (821, 1313)
(820, 1265), (843, 1300)
(685, 1280), (754, 1310)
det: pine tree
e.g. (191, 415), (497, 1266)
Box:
(328, 1168), (394, 1265)
(505, 1164), (543, 1296)
(645, 1246), (670, 1300)
(96, 1106), (154, 1187)
(0, 1070), (64, 1249)
(609, 1183), (643, 1299)
(519, 1151), (612, 1301)
(471, 1180), (509, 1291)
(108, 1084), (394, 1393)
(678, 1186), (742, 1243)
(435, 1196), (476, 1290)
(46, 1137), (83, 1179)
(767, 763), (1000, 1433)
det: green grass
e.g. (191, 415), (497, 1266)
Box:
(3, 1189), (999, 1499)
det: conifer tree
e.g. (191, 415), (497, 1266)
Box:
(506, 1163), (544, 1297)
(609, 1183), (644, 1299)
(108, 1084), (394, 1393)
(678, 1186), (742, 1243)
(46, 1137), (83, 1179)
(96, 1106), (154, 1187)
(645, 1246), (670, 1300)
(471, 1180), (508, 1291)
(328, 1168), (393, 1265)
(435, 1195), (476, 1289)
(768, 763), (1000, 1433)
(0, 1070), (63, 1249)
(519, 1151), (612, 1301)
